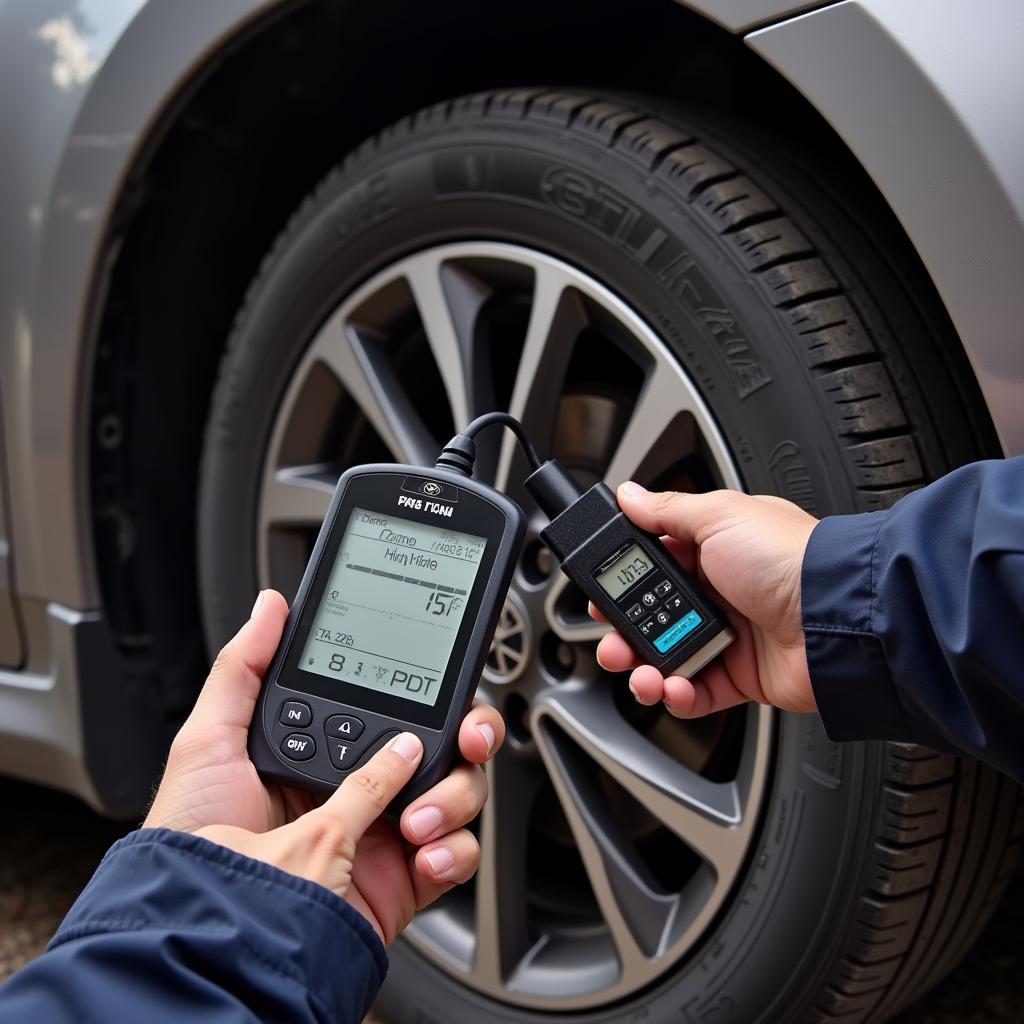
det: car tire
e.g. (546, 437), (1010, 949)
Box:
(199, 90), (1021, 1023)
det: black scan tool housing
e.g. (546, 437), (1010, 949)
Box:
(248, 463), (525, 808)
(526, 464), (734, 677)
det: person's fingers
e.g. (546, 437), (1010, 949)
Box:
(661, 662), (749, 718)
(411, 828), (481, 906)
(616, 481), (733, 546)
(401, 763), (487, 844)
(588, 601), (608, 623)
(458, 703), (505, 764)
(188, 589), (290, 732)
(628, 664), (665, 705)
(320, 732), (423, 841)
(596, 630), (639, 672)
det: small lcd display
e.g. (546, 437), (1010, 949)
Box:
(298, 508), (487, 706)
(595, 543), (653, 601)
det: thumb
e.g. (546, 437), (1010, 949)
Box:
(188, 589), (290, 732)
(319, 732), (424, 842)
(616, 481), (730, 545)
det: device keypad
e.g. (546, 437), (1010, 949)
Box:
(613, 568), (703, 654)
(273, 698), (431, 782)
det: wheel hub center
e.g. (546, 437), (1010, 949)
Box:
(483, 590), (531, 685)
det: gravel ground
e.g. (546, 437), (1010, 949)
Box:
(1, 775), (1021, 1021)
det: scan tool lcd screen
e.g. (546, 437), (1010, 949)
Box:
(595, 543), (653, 601)
(298, 508), (487, 706)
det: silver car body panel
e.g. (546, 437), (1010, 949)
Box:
(0, 0), (284, 614)
(676, 0), (838, 33)
(0, 0), (1020, 805)
(0, 0), (285, 804)
(749, 0), (1024, 457)
(0, 604), (104, 807)
(0, 408), (23, 667)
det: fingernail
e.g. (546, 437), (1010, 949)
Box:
(628, 681), (642, 702)
(424, 846), (454, 877)
(619, 481), (647, 498)
(408, 804), (443, 840)
(477, 722), (495, 755)
(390, 732), (423, 763)
(250, 590), (265, 619)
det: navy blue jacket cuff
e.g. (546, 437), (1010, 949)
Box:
(802, 511), (913, 743)
(28, 827), (387, 1023)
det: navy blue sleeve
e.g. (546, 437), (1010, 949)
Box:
(802, 457), (1024, 781)
(0, 828), (387, 1024)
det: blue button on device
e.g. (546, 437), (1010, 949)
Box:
(653, 609), (702, 653)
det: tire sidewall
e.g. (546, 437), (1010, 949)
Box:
(381, 713), (879, 1024)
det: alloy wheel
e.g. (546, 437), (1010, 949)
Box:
(256, 242), (774, 1010)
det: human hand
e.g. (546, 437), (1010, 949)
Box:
(594, 482), (819, 718)
(144, 590), (505, 944)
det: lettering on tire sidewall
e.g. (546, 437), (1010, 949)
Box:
(430, 148), (827, 511)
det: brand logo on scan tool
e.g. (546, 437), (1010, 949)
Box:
(421, 481), (443, 497)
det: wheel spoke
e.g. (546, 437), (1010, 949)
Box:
(534, 722), (686, 966)
(532, 688), (747, 873)
(495, 269), (588, 491)
(544, 573), (610, 643)
(404, 252), (493, 436)
(603, 360), (703, 489)
(310, 312), (437, 466)
(260, 464), (337, 528)
(472, 749), (540, 987)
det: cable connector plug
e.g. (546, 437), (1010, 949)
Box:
(437, 412), (543, 478)
(524, 458), (584, 520)
(434, 433), (476, 476)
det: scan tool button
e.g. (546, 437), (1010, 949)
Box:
(654, 610), (703, 654)
(324, 715), (365, 741)
(279, 701), (312, 727)
(350, 730), (401, 770)
(281, 733), (316, 762)
(626, 603), (644, 622)
(327, 736), (368, 771)
(637, 617), (657, 638)
(655, 580), (673, 597)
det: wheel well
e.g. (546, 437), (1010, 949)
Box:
(88, 0), (995, 713)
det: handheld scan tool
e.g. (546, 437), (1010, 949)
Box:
(523, 462), (735, 679)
